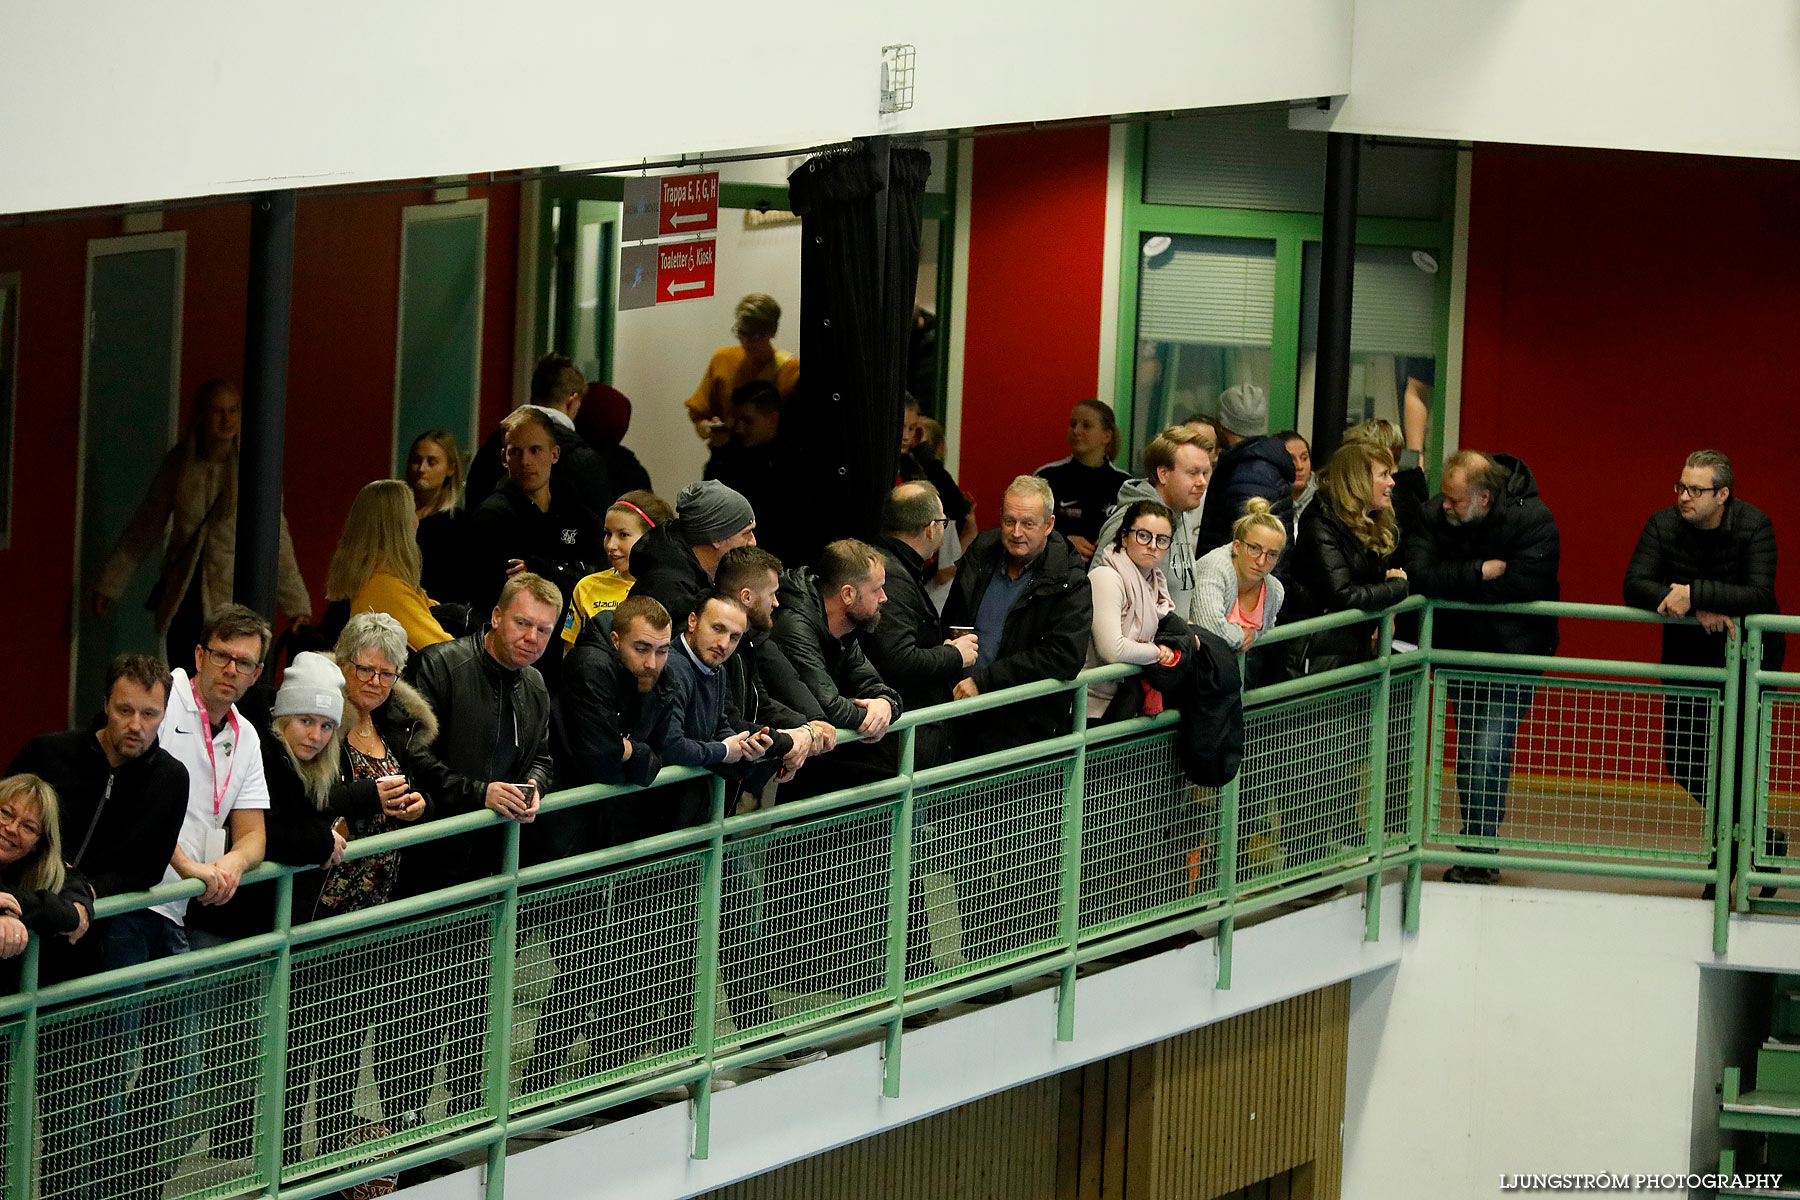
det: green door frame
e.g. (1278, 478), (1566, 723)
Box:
(1111, 123), (1455, 475)
(532, 166), (957, 401)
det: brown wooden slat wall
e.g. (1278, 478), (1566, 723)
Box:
(697, 982), (1348, 1200)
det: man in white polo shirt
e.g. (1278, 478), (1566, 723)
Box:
(113, 603), (271, 1199)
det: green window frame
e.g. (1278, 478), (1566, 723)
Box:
(1111, 122), (1456, 474)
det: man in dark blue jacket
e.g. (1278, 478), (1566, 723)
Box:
(1194, 384), (1296, 557)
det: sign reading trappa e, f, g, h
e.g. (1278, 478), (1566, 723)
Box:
(657, 239), (716, 303)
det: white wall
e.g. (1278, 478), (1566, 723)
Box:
(613, 214), (803, 498)
(0, 0), (1353, 215)
(1343, 886), (1800, 1199)
(1293, 0), (1800, 160)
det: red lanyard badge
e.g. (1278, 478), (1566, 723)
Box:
(190, 677), (239, 818)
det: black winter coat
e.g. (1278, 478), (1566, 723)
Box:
(1289, 503), (1409, 672)
(550, 619), (674, 852)
(0, 860), (93, 994)
(1405, 454), (1560, 656)
(861, 535), (963, 765)
(944, 530), (1094, 756)
(628, 520), (713, 631)
(1623, 501), (1782, 670)
(1139, 615), (1245, 788)
(401, 633), (554, 896)
(770, 569), (905, 732)
(1196, 436), (1297, 555)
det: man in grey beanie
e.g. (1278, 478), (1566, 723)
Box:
(1195, 382), (1297, 557)
(627, 479), (759, 628)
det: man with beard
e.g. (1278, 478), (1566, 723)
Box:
(1407, 450), (1560, 885)
(769, 540), (904, 797)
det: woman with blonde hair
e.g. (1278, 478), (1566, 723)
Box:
(1192, 497), (1288, 655)
(324, 479), (453, 652)
(1289, 441), (1409, 673)
(405, 429), (468, 602)
(561, 490), (677, 648)
(0, 774), (91, 983)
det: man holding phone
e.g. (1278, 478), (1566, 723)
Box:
(386, 573), (559, 1138)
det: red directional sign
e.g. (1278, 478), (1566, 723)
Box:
(657, 239), (716, 304)
(658, 171), (719, 236)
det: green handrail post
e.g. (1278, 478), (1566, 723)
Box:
(1057, 682), (1089, 1042)
(882, 725), (918, 1099)
(1721, 624), (1744, 938)
(1741, 624), (1769, 910)
(485, 820), (522, 1200)
(1405, 604), (1435, 934)
(1364, 611), (1394, 942)
(691, 774), (727, 1160)
(1420, 606), (1452, 933)
(256, 873), (294, 1195)
(6, 938), (38, 1200)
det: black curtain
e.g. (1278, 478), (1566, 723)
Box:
(785, 140), (932, 563)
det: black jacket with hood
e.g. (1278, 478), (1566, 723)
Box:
(770, 569), (905, 733)
(1405, 454), (1560, 657)
(628, 519), (714, 632)
(549, 617), (675, 852)
(1196, 435), (1297, 556)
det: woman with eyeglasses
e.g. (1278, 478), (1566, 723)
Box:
(324, 479), (455, 653)
(1193, 497), (1288, 655)
(1290, 441), (1410, 674)
(0, 774), (91, 985)
(1086, 499), (1182, 719)
(685, 293), (800, 448)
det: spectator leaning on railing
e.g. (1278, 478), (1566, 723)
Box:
(1094, 425), (1213, 622)
(1289, 442), (1410, 676)
(1407, 450), (1561, 886)
(1624, 448), (1783, 895)
(1085, 498), (1179, 722)
(713, 547), (834, 788)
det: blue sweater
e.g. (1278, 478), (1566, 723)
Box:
(659, 638), (731, 767)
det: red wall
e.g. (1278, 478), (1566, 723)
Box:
(0, 185), (519, 763)
(1461, 145), (1800, 664)
(959, 126), (1111, 520)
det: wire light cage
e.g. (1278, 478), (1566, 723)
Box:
(879, 44), (916, 114)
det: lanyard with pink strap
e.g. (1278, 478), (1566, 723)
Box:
(190, 677), (238, 818)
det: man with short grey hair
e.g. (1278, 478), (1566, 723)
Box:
(1625, 448), (1781, 894)
(945, 475), (1093, 757)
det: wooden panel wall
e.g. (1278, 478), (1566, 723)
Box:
(699, 982), (1348, 1200)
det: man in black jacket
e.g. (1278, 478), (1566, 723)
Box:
(945, 475), (1094, 759)
(865, 482), (979, 767)
(629, 479), (758, 630)
(769, 540), (905, 798)
(388, 573), (558, 1126)
(11, 654), (184, 1200)
(466, 408), (605, 690)
(1407, 450), (1561, 884)
(525, 594), (676, 1121)
(464, 353), (617, 521)
(714, 547), (836, 784)
(1624, 449), (1782, 890)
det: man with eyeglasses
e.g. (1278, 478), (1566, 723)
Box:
(864, 482), (979, 767)
(946, 475), (1094, 759)
(1407, 451), (1560, 884)
(1625, 449), (1782, 895)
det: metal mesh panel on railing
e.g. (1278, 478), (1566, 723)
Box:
(282, 904), (495, 1183)
(0, 1017), (15, 1195)
(1384, 667), (1426, 849)
(1428, 670), (1715, 863)
(1079, 733), (1221, 935)
(37, 956), (274, 1200)
(511, 851), (704, 1109)
(1237, 681), (1378, 892)
(907, 759), (1066, 985)
(1754, 692), (1800, 872)
(722, 805), (897, 1047)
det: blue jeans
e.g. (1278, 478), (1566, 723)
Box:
(1445, 677), (1537, 843)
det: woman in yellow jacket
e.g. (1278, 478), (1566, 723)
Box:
(323, 480), (453, 652)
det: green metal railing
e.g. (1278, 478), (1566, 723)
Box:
(1, 599), (1784, 1198)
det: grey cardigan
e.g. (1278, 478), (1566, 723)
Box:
(1191, 543), (1285, 651)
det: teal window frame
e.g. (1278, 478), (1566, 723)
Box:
(1111, 123), (1456, 475)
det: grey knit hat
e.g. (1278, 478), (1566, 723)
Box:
(273, 652), (345, 724)
(677, 480), (756, 544)
(1219, 384), (1269, 438)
